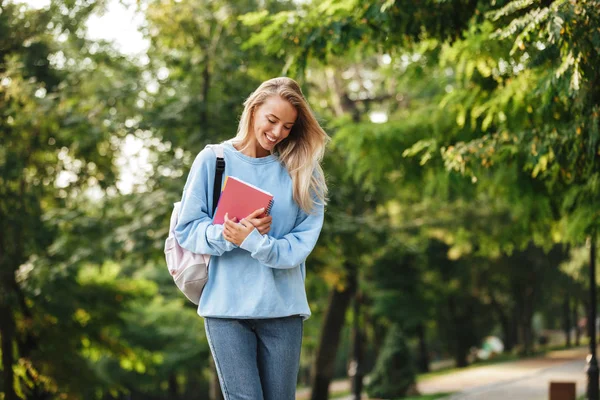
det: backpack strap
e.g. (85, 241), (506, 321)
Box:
(206, 144), (225, 217)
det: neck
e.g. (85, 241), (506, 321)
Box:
(234, 139), (270, 158)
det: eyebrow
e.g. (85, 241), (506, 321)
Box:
(268, 113), (295, 126)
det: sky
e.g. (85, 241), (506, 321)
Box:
(23, 0), (148, 56)
(20, 0), (151, 195)
(86, 0), (149, 56)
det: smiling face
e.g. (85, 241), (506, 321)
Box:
(250, 95), (298, 157)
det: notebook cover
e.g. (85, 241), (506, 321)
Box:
(213, 176), (274, 225)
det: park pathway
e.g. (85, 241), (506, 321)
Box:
(420, 347), (587, 399)
(297, 346), (589, 400)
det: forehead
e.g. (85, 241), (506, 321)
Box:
(258, 96), (297, 122)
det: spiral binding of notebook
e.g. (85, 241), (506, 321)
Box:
(265, 199), (274, 216)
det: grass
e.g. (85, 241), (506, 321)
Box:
(329, 389), (351, 399)
(416, 352), (521, 382)
(399, 393), (454, 400)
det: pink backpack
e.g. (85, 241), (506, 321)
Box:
(164, 144), (225, 304)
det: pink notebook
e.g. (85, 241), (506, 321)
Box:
(213, 176), (274, 225)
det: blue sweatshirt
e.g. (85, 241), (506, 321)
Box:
(174, 141), (324, 320)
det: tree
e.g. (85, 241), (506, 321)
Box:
(366, 323), (416, 399)
(0, 0), (151, 397)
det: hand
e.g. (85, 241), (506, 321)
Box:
(245, 208), (272, 235)
(223, 212), (256, 246)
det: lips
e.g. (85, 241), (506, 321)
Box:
(265, 133), (277, 144)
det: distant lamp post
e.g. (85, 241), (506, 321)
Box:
(587, 232), (599, 400)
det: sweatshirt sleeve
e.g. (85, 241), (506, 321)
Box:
(239, 202), (324, 269)
(175, 148), (237, 256)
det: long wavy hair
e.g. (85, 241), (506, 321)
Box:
(231, 77), (329, 213)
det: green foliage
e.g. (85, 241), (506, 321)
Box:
(366, 324), (416, 399)
(142, 0), (295, 150)
(3, 0), (599, 398)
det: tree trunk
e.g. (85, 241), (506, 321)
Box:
(372, 320), (386, 362)
(325, 68), (346, 118)
(0, 202), (17, 400)
(490, 294), (514, 352)
(350, 294), (363, 400)
(0, 237), (18, 400)
(363, 307), (384, 369)
(516, 277), (535, 355)
(168, 373), (179, 400)
(447, 297), (469, 368)
(310, 271), (356, 400)
(200, 60), (210, 128)
(564, 294), (572, 347)
(416, 323), (430, 373)
(0, 305), (18, 400)
(574, 298), (581, 346)
(520, 300), (534, 355)
(510, 307), (520, 350)
(583, 299), (591, 339)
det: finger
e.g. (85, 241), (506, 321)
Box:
(224, 223), (237, 233)
(257, 219), (271, 228)
(250, 216), (272, 227)
(225, 213), (239, 224)
(246, 208), (265, 220)
(224, 220), (235, 230)
(225, 226), (238, 237)
(246, 218), (260, 227)
(225, 219), (241, 229)
(255, 224), (269, 233)
(260, 224), (271, 234)
(224, 231), (235, 240)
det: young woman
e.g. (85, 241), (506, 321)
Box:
(174, 77), (328, 400)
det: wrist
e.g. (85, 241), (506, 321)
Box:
(240, 228), (263, 253)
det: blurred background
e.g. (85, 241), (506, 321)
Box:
(1, 0), (599, 399)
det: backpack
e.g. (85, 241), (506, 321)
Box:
(164, 144), (225, 304)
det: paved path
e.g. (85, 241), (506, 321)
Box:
(443, 358), (585, 400)
(297, 347), (590, 400)
(419, 347), (588, 399)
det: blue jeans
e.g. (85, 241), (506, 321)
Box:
(205, 316), (303, 400)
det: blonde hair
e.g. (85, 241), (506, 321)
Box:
(231, 77), (329, 213)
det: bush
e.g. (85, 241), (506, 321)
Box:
(366, 324), (416, 399)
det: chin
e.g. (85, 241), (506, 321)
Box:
(262, 137), (277, 149)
